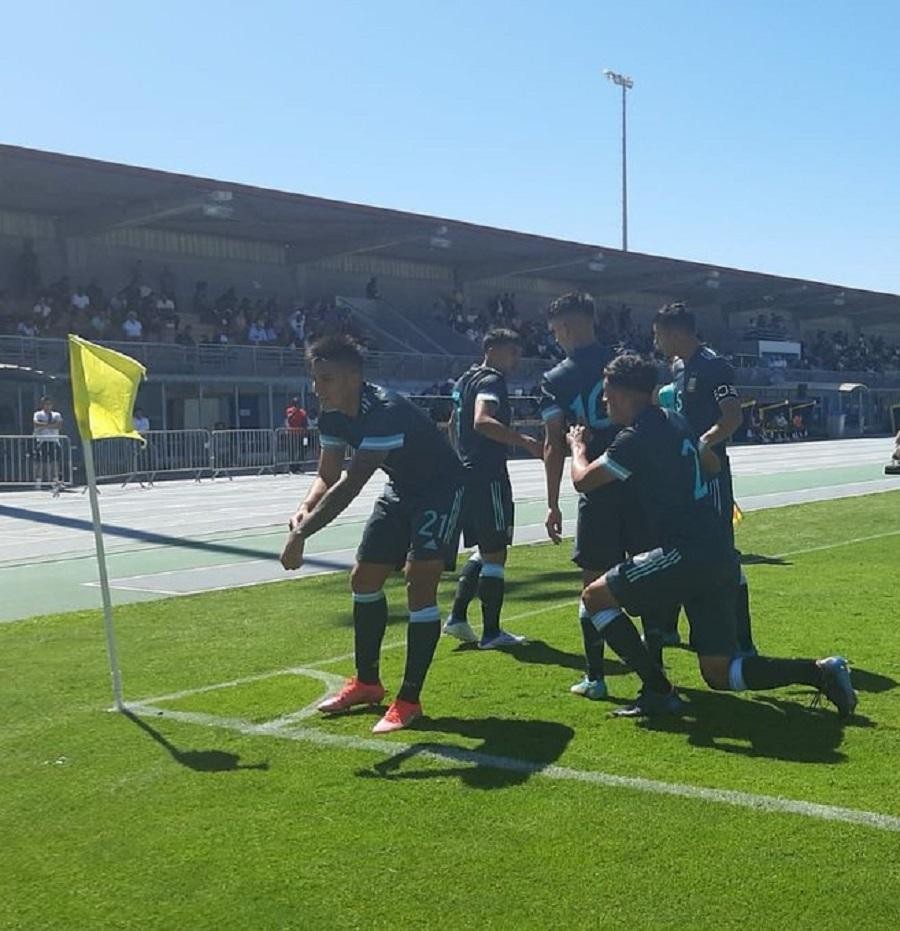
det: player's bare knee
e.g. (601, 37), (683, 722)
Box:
(350, 562), (386, 595)
(699, 655), (731, 690)
(582, 576), (615, 616)
(404, 560), (442, 610)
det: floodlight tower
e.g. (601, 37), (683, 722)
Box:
(603, 68), (634, 252)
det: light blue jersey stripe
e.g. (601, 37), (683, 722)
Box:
(359, 433), (405, 450)
(476, 392), (501, 404)
(541, 405), (563, 422)
(319, 434), (345, 449)
(599, 453), (631, 481)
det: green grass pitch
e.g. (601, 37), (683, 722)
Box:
(2, 492), (899, 929)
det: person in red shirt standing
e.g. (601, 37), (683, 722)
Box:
(285, 396), (309, 469)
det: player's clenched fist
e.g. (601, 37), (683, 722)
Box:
(280, 530), (305, 571)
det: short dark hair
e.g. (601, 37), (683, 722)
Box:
(39, 395), (52, 405)
(306, 334), (364, 371)
(603, 352), (658, 394)
(653, 302), (696, 333)
(482, 328), (521, 352)
(547, 291), (595, 321)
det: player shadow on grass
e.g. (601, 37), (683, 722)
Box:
(123, 711), (270, 773)
(848, 667), (898, 694)
(357, 716), (574, 789)
(638, 689), (850, 764)
(739, 553), (792, 566)
(449, 639), (631, 676)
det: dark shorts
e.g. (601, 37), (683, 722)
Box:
(357, 481), (465, 570)
(462, 473), (514, 553)
(606, 547), (739, 656)
(709, 457), (736, 549)
(573, 480), (656, 572)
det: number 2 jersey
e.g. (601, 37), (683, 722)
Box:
(539, 342), (619, 461)
(318, 382), (464, 497)
(601, 406), (730, 558)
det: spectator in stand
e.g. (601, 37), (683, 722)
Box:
(193, 280), (211, 320)
(248, 318), (269, 344)
(33, 295), (52, 324)
(122, 310), (143, 340)
(365, 276), (380, 300)
(71, 285), (90, 313)
(175, 324), (196, 346)
(18, 319), (38, 337)
(87, 310), (108, 338)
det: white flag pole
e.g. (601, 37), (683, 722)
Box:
(81, 437), (125, 711)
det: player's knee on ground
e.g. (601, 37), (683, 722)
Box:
(404, 559), (444, 611)
(699, 655), (732, 690)
(581, 575), (618, 616)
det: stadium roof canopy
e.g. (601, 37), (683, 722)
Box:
(1, 144), (897, 326)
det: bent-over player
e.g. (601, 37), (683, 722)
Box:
(280, 335), (466, 733)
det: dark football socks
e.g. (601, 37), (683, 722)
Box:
(397, 606), (442, 703)
(579, 603), (606, 682)
(478, 563), (505, 640)
(737, 656), (823, 691)
(735, 578), (756, 652)
(450, 556), (482, 622)
(352, 591), (388, 685)
(597, 610), (672, 695)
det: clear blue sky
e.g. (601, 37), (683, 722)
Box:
(3, 1), (898, 292)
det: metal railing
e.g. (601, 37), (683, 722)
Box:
(274, 427), (322, 472)
(0, 435), (74, 494)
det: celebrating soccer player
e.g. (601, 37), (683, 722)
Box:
(540, 292), (667, 700)
(280, 335), (466, 733)
(443, 328), (543, 648)
(568, 352), (857, 718)
(652, 302), (758, 659)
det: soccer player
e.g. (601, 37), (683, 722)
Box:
(652, 302), (758, 658)
(443, 328), (544, 648)
(280, 335), (466, 733)
(569, 352), (856, 718)
(540, 292), (662, 700)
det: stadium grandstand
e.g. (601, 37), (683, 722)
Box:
(1, 143), (899, 486)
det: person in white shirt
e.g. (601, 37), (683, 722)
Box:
(247, 319), (268, 344)
(32, 397), (63, 487)
(18, 320), (38, 337)
(133, 408), (150, 434)
(71, 287), (91, 311)
(33, 298), (52, 321)
(122, 312), (143, 340)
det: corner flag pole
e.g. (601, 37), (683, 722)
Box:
(81, 437), (125, 710)
(68, 333), (145, 713)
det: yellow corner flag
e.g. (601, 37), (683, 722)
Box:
(68, 334), (146, 712)
(68, 334), (146, 442)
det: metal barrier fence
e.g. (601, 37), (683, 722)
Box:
(0, 435), (74, 494)
(274, 427), (321, 472)
(210, 429), (276, 477)
(92, 430), (211, 484)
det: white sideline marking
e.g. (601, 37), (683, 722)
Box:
(125, 669), (900, 836)
(774, 528), (900, 559)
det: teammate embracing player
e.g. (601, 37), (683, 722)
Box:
(280, 334), (466, 733)
(569, 351), (856, 718)
(540, 292), (665, 700)
(444, 328), (544, 648)
(652, 302), (757, 659)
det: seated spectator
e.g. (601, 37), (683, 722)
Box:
(247, 318), (269, 344)
(122, 311), (143, 340)
(88, 311), (109, 338)
(33, 296), (52, 323)
(71, 286), (90, 312)
(365, 276), (380, 300)
(175, 324), (196, 346)
(17, 319), (38, 337)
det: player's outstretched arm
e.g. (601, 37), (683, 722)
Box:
(473, 399), (542, 457)
(280, 449), (384, 570)
(289, 445), (344, 530)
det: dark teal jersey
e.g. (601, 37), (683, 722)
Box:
(539, 342), (618, 460)
(666, 346), (738, 450)
(452, 364), (510, 474)
(601, 406), (729, 555)
(318, 383), (464, 495)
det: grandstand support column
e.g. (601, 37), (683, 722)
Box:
(160, 383), (168, 431)
(268, 384), (275, 430)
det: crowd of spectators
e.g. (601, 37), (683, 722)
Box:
(1, 243), (373, 351)
(799, 330), (900, 374)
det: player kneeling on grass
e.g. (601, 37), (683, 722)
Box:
(280, 335), (466, 733)
(567, 352), (857, 718)
(444, 328), (544, 648)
